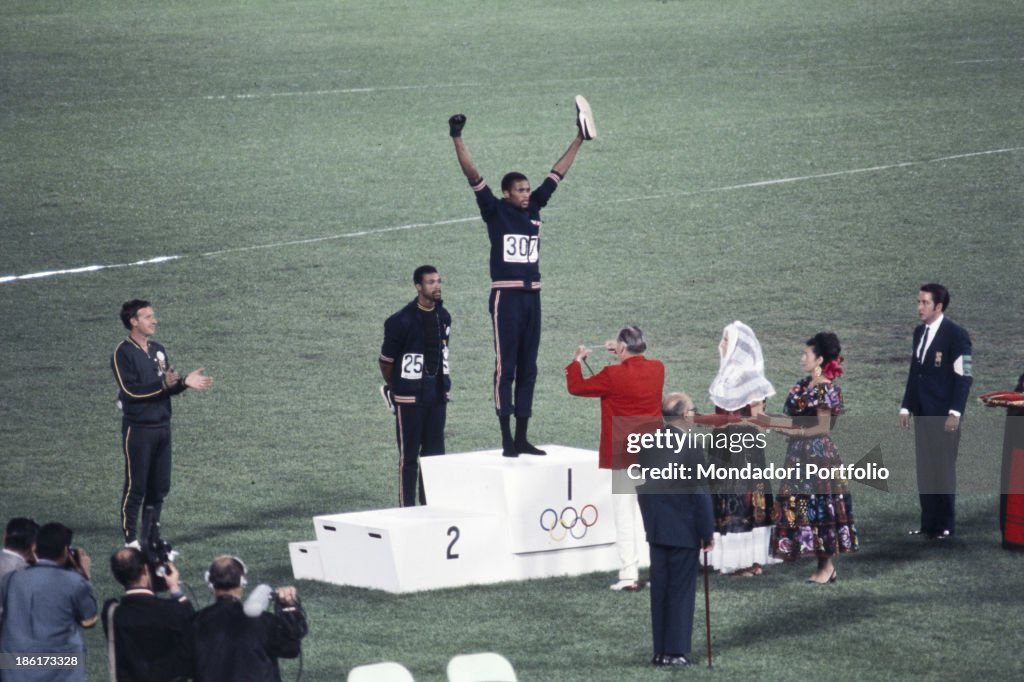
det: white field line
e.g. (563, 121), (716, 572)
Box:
(201, 82), (482, 101)
(47, 56), (1024, 107)
(952, 57), (1024, 64)
(0, 256), (182, 284)
(49, 75), (630, 107)
(198, 75), (630, 101)
(197, 217), (479, 257)
(605, 147), (1023, 205)
(0, 220), (476, 284)
(190, 58), (1021, 101)
(2, 147), (1020, 285)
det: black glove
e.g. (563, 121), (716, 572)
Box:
(448, 114), (466, 138)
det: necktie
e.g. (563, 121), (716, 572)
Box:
(917, 327), (930, 363)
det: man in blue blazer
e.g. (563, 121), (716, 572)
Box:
(635, 393), (714, 667)
(900, 283), (973, 539)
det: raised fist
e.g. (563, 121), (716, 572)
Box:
(448, 114), (466, 138)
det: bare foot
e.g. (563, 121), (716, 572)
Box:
(806, 568), (837, 584)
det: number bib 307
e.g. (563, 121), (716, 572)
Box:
(503, 234), (539, 264)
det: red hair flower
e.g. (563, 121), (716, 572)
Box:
(822, 357), (844, 381)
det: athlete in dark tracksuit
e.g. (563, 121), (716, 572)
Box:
(379, 267), (451, 506)
(112, 300), (212, 546)
(449, 110), (588, 456)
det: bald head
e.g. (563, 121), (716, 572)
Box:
(207, 555), (246, 593)
(111, 547), (148, 588)
(662, 392), (694, 421)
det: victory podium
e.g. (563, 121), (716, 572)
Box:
(289, 445), (648, 592)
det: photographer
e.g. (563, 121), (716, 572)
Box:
(192, 555), (307, 682)
(0, 522), (97, 682)
(103, 547), (193, 682)
(0, 517), (39, 580)
(0, 517), (39, 621)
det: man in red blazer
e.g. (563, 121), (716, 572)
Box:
(566, 326), (664, 590)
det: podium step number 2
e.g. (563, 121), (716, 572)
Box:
(290, 445), (645, 592)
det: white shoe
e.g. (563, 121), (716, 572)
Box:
(379, 384), (395, 414)
(609, 578), (643, 592)
(575, 95), (596, 140)
(125, 540), (141, 550)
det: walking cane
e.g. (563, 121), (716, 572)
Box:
(703, 546), (713, 668)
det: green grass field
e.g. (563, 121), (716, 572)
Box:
(2, 1), (1023, 679)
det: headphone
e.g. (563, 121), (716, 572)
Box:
(205, 555), (248, 590)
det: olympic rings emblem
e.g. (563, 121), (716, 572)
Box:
(539, 504), (599, 540)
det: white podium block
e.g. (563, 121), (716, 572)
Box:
(420, 445), (617, 554)
(288, 541), (324, 581)
(510, 543), (616, 579)
(292, 444), (650, 592)
(313, 507), (509, 593)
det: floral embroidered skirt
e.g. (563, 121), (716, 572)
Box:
(771, 435), (859, 559)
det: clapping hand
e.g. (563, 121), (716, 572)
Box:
(185, 368), (213, 390)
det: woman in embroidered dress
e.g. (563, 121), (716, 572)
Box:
(772, 332), (858, 583)
(706, 321), (777, 576)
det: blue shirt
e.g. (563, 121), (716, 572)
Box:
(0, 560), (97, 681)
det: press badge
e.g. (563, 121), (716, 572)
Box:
(934, 352), (942, 367)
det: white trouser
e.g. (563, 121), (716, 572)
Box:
(613, 490), (640, 581)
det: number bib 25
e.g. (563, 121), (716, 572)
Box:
(401, 353), (424, 379)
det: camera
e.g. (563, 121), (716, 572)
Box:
(142, 519), (178, 593)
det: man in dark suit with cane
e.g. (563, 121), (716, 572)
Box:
(900, 283), (973, 539)
(636, 392), (715, 667)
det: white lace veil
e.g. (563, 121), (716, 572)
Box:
(708, 321), (775, 412)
